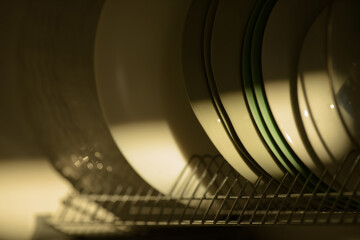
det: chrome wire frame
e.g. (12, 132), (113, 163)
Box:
(47, 152), (360, 236)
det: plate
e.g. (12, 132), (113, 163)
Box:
(182, 0), (259, 184)
(210, 0), (284, 180)
(327, 0), (360, 147)
(251, 0), (344, 195)
(95, 0), (221, 197)
(203, 0), (270, 180)
(241, 0), (299, 180)
(244, 0), (323, 192)
(298, 6), (359, 190)
(257, 0), (356, 205)
(261, 0), (330, 178)
(18, 0), (151, 196)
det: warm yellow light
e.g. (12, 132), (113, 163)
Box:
(0, 158), (70, 240)
(111, 120), (193, 196)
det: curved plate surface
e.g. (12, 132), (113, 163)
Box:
(261, 0), (330, 178)
(211, 0), (284, 180)
(327, 0), (360, 147)
(95, 0), (220, 197)
(182, 0), (258, 183)
(298, 7), (358, 190)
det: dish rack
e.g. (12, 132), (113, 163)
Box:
(46, 151), (360, 237)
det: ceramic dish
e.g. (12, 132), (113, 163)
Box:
(298, 6), (359, 190)
(327, 0), (360, 147)
(261, 0), (330, 178)
(300, 10), (355, 165)
(182, 0), (259, 184)
(95, 0), (221, 197)
(16, 0), (157, 219)
(210, 0), (284, 180)
(242, 0), (309, 183)
(297, 7), (340, 175)
(252, 0), (355, 207)
(202, 0), (271, 180)
(245, 0), (302, 177)
(247, 0), (345, 196)
(243, 0), (323, 193)
(241, 0), (298, 178)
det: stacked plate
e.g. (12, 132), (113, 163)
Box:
(93, 0), (360, 201)
(95, 0), (231, 199)
(180, 0), (359, 195)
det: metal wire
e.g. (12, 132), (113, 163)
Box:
(48, 153), (360, 236)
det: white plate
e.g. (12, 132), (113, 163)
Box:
(297, 7), (341, 187)
(261, 0), (330, 178)
(298, 6), (359, 189)
(327, 0), (360, 147)
(210, 0), (284, 180)
(95, 0), (220, 197)
(182, 0), (258, 184)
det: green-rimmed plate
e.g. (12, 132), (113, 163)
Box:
(242, 0), (298, 177)
(260, 0), (331, 180)
(251, 0), (310, 178)
(243, 0), (331, 193)
(210, 0), (285, 180)
(203, 0), (273, 180)
(249, 0), (356, 208)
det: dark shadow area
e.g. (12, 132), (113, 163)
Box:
(32, 217), (360, 240)
(0, 0), (43, 160)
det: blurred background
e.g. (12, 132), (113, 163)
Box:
(0, 1), (70, 239)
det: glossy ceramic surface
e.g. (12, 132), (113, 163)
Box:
(327, 0), (360, 148)
(95, 0), (220, 197)
(211, 0), (284, 180)
(261, 0), (330, 178)
(298, 6), (359, 190)
(182, 0), (258, 183)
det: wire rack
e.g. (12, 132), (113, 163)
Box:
(47, 151), (360, 237)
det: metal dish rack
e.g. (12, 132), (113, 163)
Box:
(46, 151), (360, 237)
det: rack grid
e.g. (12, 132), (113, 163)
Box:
(47, 152), (360, 237)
